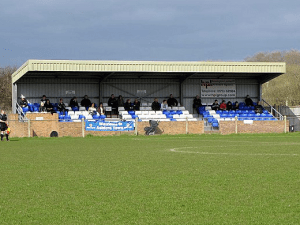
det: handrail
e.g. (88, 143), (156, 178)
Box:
(15, 102), (28, 122)
(262, 99), (283, 120)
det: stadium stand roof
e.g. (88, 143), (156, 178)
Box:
(12, 59), (286, 84)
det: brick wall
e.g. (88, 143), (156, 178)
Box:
(219, 120), (289, 135)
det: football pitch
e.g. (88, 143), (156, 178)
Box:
(1, 133), (299, 224)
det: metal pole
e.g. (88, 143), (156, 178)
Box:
(284, 116), (287, 133)
(82, 118), (85, 137)
(235, 116), (238, 134)
(135, 117), (138, 136)
(28, 119), (31, 137)
(186, 117), (189, 134)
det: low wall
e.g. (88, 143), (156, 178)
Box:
(219, 120), (289, 135)
(7, 113), (204, 137)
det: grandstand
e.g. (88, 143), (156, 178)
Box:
(10, 60), (287, 134)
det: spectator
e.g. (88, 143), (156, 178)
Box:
(220, 100), (227, 110)
(255, 101), (263, 114)
(44, 99), (54, 114)
(19, 95), (28, 108)
(245, 95), (254, 106)
(57, 98), (68, 113)
(226, 101), (232, 110)
(193, 95), (202, 113)
(0, 110), (9, 141)
(97, 102), (105, 115)
(167, 94), (178, 107)
(40, 95), (47, 112)
(88, 103), (97, 115)
(161, 100), (168, 110)
(211, 100), (220, 110)
(124, 99), (133, 111)
(108, 94), (118, 114)
(81, 95), (92, 108)
(133, 99), (140, 111)
(70, 97), (79, 108)
(152, 98), (161, 111)
(117, 95), (124, 108)
(232, 101), (239, 110)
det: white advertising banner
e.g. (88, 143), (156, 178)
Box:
(201, 79), (236, 98)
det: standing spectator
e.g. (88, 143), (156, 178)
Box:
(193, 95), (202, 113)
(133, 99), (140, 111)
(97, 102), (105, 115)
(152, 98), (161, 111)
(44, 99), (54, 114)
(108, 94), (118, 114)
(167, 94), (178, 107)
(124, 99), (133, 111)
(81, 95), (92, 108)
(161, 100), (168, 110)
(117, 95), (124, 108)
(57, 98), (68, 114)
(220, 100), (227, 110)
(19, 95), (28, 108)
(211, 100), (220, 110)
(40, 95), (47, 112)
(70, 97), (79, 108)
(245, 95), (254, 106)
(0, 110), (9, 141)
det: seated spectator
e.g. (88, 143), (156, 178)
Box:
(220, 100), (227, 110)
(226, 101), (232, 110)
(167, 94), (178, 107)
(70, 97), (79, 108)
(108, 94), (118, 114)
(97, 102), (105, 115)
(161, 100), (168, 110)
(124, 99), (133, 111)
(44, 99), (54, 114)
(255, 101), (263, 113)
(39, 95), (47, 111)
(19, 95), (28, 108)
(57, 98), (68, 113)
(193, 95), (202, 113)
(117, 95), (124, 108)
(211, 100), (220, 110)
(245, 95), (254, 106)
(88, 103), (97, 115)
(81, 95), (92, 108)
(152, 98), (161, 111)
(133, 99), (140, 111)
(232, 101), (239, 110)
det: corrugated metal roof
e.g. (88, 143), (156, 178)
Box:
(12, 59), (286, 83)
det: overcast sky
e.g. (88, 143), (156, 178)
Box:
(1, 0), (299, 67)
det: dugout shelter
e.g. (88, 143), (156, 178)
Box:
(11, 60), (286, 113)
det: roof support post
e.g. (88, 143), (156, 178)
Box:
(12, 83), (18, 113)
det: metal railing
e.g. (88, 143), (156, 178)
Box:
(262, 99), (283, 120)
(15, 102), (28, 122)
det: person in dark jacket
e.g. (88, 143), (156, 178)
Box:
(44, 99), (54, 114)
(117, 95), (124, 108)
(226, 101), (232, 110)
(108, 94), (118, 114)
(70, 97), (79, 108)
(19, 95), (28, 108)
(40, 95), (47, 112)
(57, 98), (68, 113)
(0, 110), (9, 141)
(152, 98), (161, 111)
(193, 95), (202, 113)
(211, 100), (220, 110)
(81, 95), (92, 108)
(133, 99), (140, 111)
(124, 99), (133, 111)
(167, 94), (178, 107)
(245, 95), (254, 106)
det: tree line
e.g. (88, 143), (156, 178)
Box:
(1, 50), (299, 111)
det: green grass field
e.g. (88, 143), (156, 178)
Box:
(1, 133), (300, 224)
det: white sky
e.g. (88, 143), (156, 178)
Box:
(1, 0), (299, 67)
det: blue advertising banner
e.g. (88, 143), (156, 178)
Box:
(85, 120), (135, 131)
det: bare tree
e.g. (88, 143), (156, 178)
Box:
(245, 49), (300, 106)
(0, 66), (17, 111)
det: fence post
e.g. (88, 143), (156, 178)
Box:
(82, 118), (85, 137)
(284, 116), (287, 133)
(235, 116), (238, 134)
(186, 117), (189, 134)
(135, 117), (138, 136)
(28, 119), (31, 137)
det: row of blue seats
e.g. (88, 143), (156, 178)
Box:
(214, 109), (269, 114)
(59, 115), (106, 120)
(126, 110), (185, 115)
(204, 113), (273, 118)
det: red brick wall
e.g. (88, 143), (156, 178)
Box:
(219, 120), (289, 135)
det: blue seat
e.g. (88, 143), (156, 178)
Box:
(208, 118), (214, 123)
(222, 110), (229, 114)
(260, 113), (267, 117)
(176, 110), (183, 115)
(212, 122), (219, 127)
(170, 110), (176, 115)
(78, 115), (85, 120)
(65, 115), (71, 120)
(266, 113), (273, 118)
(166, 115), (173, 119)
(216, 110), (222, 114)
(131, 115), (138, 119)
(248, 113), (255, 118)
(59, 115), (65, 119)
(33, 107), (39, 112)
(263, 110), (269, 114)
(72, 107), (79, 111)
(228, 114), (235, 118)
(22, 107), (29, 113)
(128, 111), (135, 115)
(255, 113), (261, 117)
(240, 113), (247, 117)
(93, 115), (100, 119)
(170, 118), (177, 121)
(100, 115), (106, 119)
